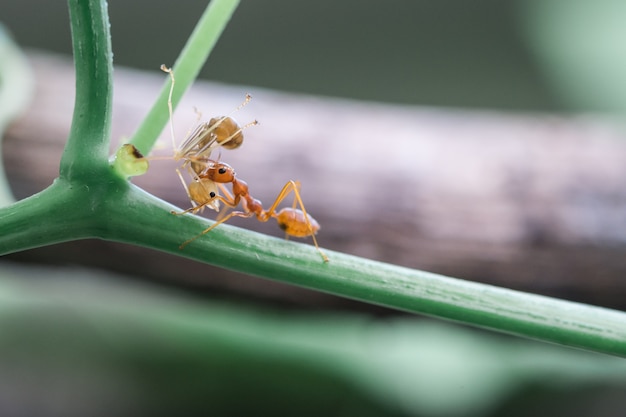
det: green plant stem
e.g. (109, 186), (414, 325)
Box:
(0, 180), (99, 251)
(0, 0), (116, 244)
(1, 0), (624, 360)
(60, 0), (113, 181)
(2, 178), (624, 357)
(128, 0), (241, 155)
(99, 185), (626, 358)
(6, 177), (623, 359)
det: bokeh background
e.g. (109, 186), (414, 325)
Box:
(5, 0), (626, 113)
(2, 1), (626, 416)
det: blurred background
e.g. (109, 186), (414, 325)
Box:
(4, 0), (626, 113)
(3, 0), (626, 307)
(2, 0), (626, 416)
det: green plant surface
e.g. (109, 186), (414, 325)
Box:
(128, 0), (241, 155)
(59, 0), (112, 181)
(1, 262), (626, 417)
(0, 0), (625, 361)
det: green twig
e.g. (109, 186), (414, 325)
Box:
(128, 0), (241, 155)
(106, 187), (626, 358)
(60, 0), (113, 181)
(0, 0), (625, 360)
(2, 176), (625, 357)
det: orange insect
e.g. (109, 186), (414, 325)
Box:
(160, 65), (256, 169)
(173, 160), (329, 263)
(158, 65), (257, 213)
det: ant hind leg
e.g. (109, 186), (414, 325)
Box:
(267, 180), (329, 262)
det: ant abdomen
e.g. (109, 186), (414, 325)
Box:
(275, 208), (320, 238)
(208, 116), (244, 150)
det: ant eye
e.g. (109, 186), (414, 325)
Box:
(218, 167), (227, 175)
(209, 192), (216, 198)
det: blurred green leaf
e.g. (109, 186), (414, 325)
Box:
(1, 262), (625, 417)
(520, 0), (626, 115)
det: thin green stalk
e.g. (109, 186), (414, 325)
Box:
(96, 184), (626, 358)
(128, 0), (241, 155)
(60, 0), (113, 180)
(2, 173), (624, 357)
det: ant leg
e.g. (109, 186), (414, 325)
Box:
(187, 117), (259, 157)
(280, 181), (301, 240)
(263, 180), (299, 215)
(179, 95), (256, 157)
(161, 65), (209, 161)
(266, 181), (328, 262)
(171, 206), (203, 216)
(171, 167), (221, 215)
(291, 181), (301, 209)
(178, 183), (250, 249)
(179, 209), (253, 249)
(175, 167), (197, 209)
(217, 183), (239, 205)
(287, 183), (327, 262)
(206, 182), (239, 223)
(200, 182), (246, 226)
(217, 119), (259, 149)
(171, 192), (235, 216)
(171, 195), (214, 216)
(179, 122), (214, 160)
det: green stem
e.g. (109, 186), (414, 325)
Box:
(0, 0), (117, 249)
(1, 170), (624, 357)
(2, 0), (624, 361)
(0, 180), (98, 253)
(96, 186), (626, 358)
(128, 0), (241, 155)
(60, 0), (113, 180)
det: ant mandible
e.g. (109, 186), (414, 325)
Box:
(173, 160), (329, 263)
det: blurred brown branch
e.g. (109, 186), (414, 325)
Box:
(5, 52), (626, 311)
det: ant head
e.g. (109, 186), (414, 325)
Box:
(207, 161), (236, 183)
(188, 179), (220, 212)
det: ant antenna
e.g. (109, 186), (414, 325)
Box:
(160, 65), (177, 151)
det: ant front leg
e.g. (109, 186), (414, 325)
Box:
(176, 182), (251, 248)
(174, 167), (200, 211)
(179, 209), (254, 249)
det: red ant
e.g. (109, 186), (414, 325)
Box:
(173, 160), (329, 263)
(157, 65), (257, 213)
(160, 65), (256, 170)
(159, 67), (328, 262)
